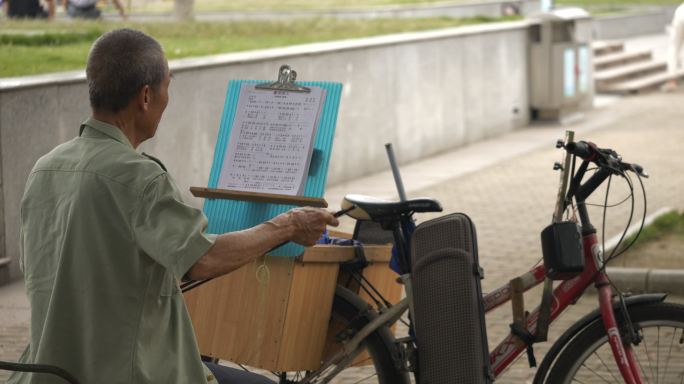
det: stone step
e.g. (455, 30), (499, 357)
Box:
(592, 40), (624, 57)
(594, 49), (652, 70)
(595, 60), (667, 87)
(601, 70), (684, 94)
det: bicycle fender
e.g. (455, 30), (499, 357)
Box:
(532, 292), (667, 384)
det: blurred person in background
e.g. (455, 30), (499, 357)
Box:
(662, 3), (684, 91)
(6, 0), (55, 18)
(64, 0), (126, 19)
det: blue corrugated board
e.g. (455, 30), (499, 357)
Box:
(203, 80), (342, 257)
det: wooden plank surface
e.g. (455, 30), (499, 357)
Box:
(190, 186), (328, 208)
(276, 262), (340, 370)
(299, 244), (393, 263)
(184, 256), (296, 368)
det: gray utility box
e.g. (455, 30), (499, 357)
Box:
(528, 8), (593, 121)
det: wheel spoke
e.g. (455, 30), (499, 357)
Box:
(662, 328), (678, 383)
(579, 356), (617, 384)
(351, 372), (379, 384)
(353, 356), (374, 366)
(633, 341), (652, 384)
(643, 329), (657, 382)
(545, 303), (684, 384)
(595, 350), (621, 383)
(657, 326), (661, 384)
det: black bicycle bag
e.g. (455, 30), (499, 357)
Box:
(541, 221), (584, 280)
(411, 213), (493, 384)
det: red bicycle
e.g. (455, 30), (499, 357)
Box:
(283, 132), (684, 384)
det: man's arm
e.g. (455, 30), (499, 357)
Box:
(187, 207), (338, 281)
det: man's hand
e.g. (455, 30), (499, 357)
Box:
(270, 207), (339, 246)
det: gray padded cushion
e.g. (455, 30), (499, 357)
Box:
(411, 214), (489, 384)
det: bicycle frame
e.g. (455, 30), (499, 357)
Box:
(485, 231), (643, 383)
(307, 133), (647, 384)
(304, 232), (644, 384)
(482, 132), (645, 382)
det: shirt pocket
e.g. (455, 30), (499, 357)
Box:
(160, 270), (180, 297)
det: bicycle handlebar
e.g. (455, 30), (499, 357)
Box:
(565, 141), (649, 179)
(565, 141), (595, 160)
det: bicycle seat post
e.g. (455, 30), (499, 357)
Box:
(386, 214), (412, 275)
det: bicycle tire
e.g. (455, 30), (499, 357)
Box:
(545, 302), (684, 383)
(289, 286), (409, 384)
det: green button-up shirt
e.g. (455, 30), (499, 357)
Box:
(9, 118), (217, 384)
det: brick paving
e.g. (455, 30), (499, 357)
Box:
(2, 89), (684, 383)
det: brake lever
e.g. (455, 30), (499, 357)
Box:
(597, 154), (622, 175)
(618, 161), (649, 178)
(632, 164), (649, 179)
(630, 163), (650, 178)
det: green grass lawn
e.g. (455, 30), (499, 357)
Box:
(556, 0), (681, 14)
(626, 210), (684, 245)
(127, 0), (478, 14)
(611, 209), (684, 257)
(608, 210), (684, 269)
(126, 0), (684, 13)
(0, 16), (518, 78)
(557, 0), (681, 6)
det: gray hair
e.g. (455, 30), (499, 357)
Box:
(86, 29), (167, 113)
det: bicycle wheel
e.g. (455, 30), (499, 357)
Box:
(545, 302), (684, 383)
(287, 286), (410, 384)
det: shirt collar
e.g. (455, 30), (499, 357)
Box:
(79, 117), (134, 149)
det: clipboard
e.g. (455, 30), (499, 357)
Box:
(192, 65), (342, 257)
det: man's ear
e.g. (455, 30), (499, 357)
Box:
(136, 85), (151, 111)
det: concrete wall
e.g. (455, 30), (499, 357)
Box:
(326, 0), (541, 19)
(0, 21), (531, 283)
(141, 0), (542, 21)
(592, 5), (678, 40)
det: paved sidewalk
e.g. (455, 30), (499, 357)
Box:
(0, 279), (29, 382)
(2, 70), (684, 383)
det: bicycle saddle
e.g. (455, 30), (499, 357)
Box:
(341, 194), (442, 221)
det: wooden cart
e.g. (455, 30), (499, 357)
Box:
(183, 243), (402, 371)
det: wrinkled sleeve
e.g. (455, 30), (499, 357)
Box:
(133, 173), (217, 280)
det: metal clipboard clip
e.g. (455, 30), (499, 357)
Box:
(255, 65), (311, 93)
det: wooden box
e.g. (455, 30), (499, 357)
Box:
(183, 244), (401, 371)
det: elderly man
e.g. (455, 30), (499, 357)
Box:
(9, 28), (338, 384)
